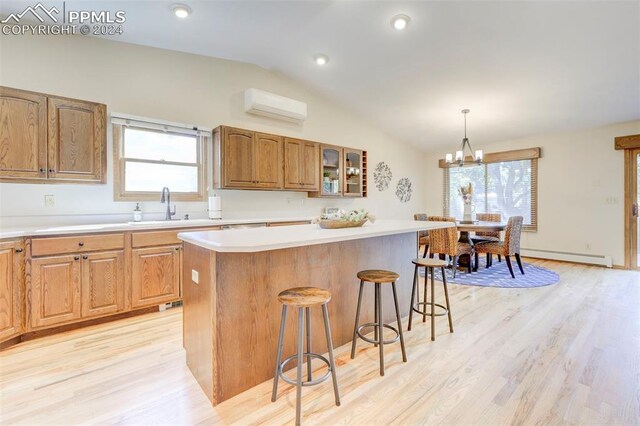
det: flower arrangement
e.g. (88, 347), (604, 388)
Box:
(458, 183), (473, 205)
(315, 209), (376, 228)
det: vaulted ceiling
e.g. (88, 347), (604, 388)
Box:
(2, 1), (638, 150)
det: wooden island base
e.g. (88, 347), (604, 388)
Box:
(182, 232), (416, 405)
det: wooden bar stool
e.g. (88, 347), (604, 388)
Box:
(350, 270), (407, 376)
(408, 258), (454, 341)
(271, 287), (340, 426)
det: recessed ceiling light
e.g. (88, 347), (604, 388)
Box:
(313, 54), (329, 66)
(391, 14), (410, 30)
(172, 4), (191, 18)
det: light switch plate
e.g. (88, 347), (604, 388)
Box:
(191, 269), (199, 284)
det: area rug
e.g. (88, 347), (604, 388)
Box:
(419, 257), (559, 288)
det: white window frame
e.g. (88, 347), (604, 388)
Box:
(112, 114), (209, 201)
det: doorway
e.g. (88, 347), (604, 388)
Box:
(624, 148), (640, 269)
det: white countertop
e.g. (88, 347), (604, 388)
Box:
(178, 220), (454, 253)
(0, 217), (315, 239)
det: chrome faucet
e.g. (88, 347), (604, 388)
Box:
(160, 187), (176, 220)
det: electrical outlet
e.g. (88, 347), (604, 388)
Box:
(191, 269), (199, 284)
(605, 196), (619, 205)
(44, 194), (55, 208)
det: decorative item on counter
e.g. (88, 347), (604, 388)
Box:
(314, 208), (376, 229)
(374, 162), (392, 191)
(133, 203), (143, 222)
(395, 177), (412, 202)
(208, 191), (222, 220)
(458, 182), (475, 223)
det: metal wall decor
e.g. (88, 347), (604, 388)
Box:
(373, 162), (392, 191)
(395, 177), (412, 203)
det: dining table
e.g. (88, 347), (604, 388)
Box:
(456, 220), (507, 271)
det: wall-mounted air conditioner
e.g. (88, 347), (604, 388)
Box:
(244, 88), (307, 122)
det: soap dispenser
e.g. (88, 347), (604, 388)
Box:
(133, 203), (143, 222)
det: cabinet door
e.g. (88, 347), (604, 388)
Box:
(0, 87), (48, 181)
(343, 149), (363, 197)
(0, 241), (23, 341)
(283, 138), (303, 189)
(47, 96), (106, 182)
(81, 251), (124, 318)
(319, 145), (343, 196)
(301, 141), (319, 190)
(254, 133), (283, 189)
(131, 246), (180, 308)
(223, 127), (255, 188)
(30, 255), (81, 329)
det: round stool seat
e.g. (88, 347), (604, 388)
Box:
(411, 258), (448, 268)
(357, 269), (399, 283)
(278, 287), (331, 307)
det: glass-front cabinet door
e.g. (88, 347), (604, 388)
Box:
(320, 145), (342, 196)
(343, 149), (363, 197)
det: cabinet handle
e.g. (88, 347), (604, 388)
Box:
(78, 242), (84, 247)
(82, 255), (88, 260)
(39, 168), (46, 173)
(15, 248), (23, 253)
(175, 247), (180, 251)
(74, 256), (80, 261)
(49, 169), (55, 173)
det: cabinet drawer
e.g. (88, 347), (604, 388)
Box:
(132, 227), (221, 248)
(31, 233), (124, 257)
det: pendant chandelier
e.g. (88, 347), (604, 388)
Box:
(445, 109), (483, 166)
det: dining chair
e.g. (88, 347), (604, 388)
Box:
(428, 216), (474, 278)
(475, 216), (524, 278)
(414, 213), (430, 258)
(473, 212), (502, 265)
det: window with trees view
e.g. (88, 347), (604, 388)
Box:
(444, 158), (538, 231)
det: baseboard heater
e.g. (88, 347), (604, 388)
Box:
(159, 301), (183, 311)
(521, 248), (613, 268)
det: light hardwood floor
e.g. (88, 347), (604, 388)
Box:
(1, 259), (638, 425)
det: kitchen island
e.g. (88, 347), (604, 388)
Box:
(178, 219), (453, 405)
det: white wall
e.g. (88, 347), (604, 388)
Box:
(0, 34), (427, 227)
(424, 120), (640, 267)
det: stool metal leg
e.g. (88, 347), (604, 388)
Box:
(442, 266), (454, 333)
(408, 264), (418, 331)
(322, 303), (341, 406)
(296, 307), (304, 426)
(391, 281), (407, 362)
(422, 267), (428, 323)
(374, 284), (379, 346)
(350, 280), (364, 359)
(305, 307), (312, 382)
(376, 282), (384, 376)
(430, 267), (436, 341)
(271, 305), (288, 402)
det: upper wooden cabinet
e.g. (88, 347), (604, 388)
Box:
(309, 145), (367, 198)
(0, 88), (47, 180)
(284, 138), (319, 191)
(48, 96), (106, 182)
(0, 240), (24, 342)
(216, 126), (283, 190)
(0, 86), (106, 184)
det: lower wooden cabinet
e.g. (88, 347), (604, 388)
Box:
(81, 251), (124, 318)
(0, 240), (24, 341)
(30, 250), (125, 329)
(30, 254), (82, 329)
(131, 245), (181, 308)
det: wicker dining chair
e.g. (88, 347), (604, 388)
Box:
(475, 216), (524, 279)
(428, 216), (473, 277)
(414, 214), (430, 258)
(473, 212), (502, 264)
